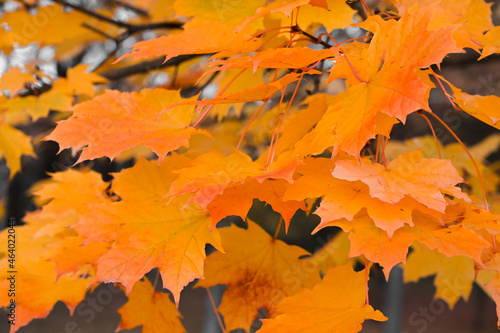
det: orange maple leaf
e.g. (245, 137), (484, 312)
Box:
(295, 5), (462, 157)
(404, 242), (474, 308)
(284, 157), (444, 237)
(259, 264), (387, 333)
(0, 67), (35, 96)
(0, 219), (93, 332)
(0, 4), (119, 56)
(74, 157), (223, 305)
(333, 212), (417, 278)
(117, 279), (185, 333)
(235, 0), (327, 33)
(203, 47), (334, 74)
(46, 89), (205, 163)
(0, 124), (34, 178)
(196, 220), (320, 332)
(332, 150), (466, 213)
(207, 178), (306, 230)
(165, 150), (301, 211)
(118, 19), (261, 63)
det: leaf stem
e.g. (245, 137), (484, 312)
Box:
(266, 90), (286, 166)
(364, 257), (370, 305)
(152, 269), (160, 290)
(420, 110), (496, 252)
(316, 31), (366, 83)
(274, 216), (284, 240)
(193, 68), (247, 127)
(206, 288), (227, 333)
(420, 111), (492, 212)
(236, 98), (270, 150)
(104, 0), (150, 17)
(360, 0), (373, 16)
(269, 72), (305, 165)
(430, 71), (462, 111)
(416, 112), (442, 159)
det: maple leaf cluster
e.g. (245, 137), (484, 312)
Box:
(1, 0), (500, 332)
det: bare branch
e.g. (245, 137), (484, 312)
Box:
(52, 0), (183, 33)
(99, 54), (203, 81)
(102, 0), (150, 18)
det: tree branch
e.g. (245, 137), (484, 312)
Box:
(103, 0), (150, 18)
(99, 54), (203, 81)
(52, 0), (183, 33)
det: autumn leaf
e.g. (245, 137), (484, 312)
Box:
(332, 150), (466, 213)
(111, 155), (186, 202)
(0, 4), (119, 56)
(392, 0), (495, 52)
(174, 0), (265, 26)
(45, 88), (205, 163)
(450, 83), (500, 130)
(0, 67), (35, 96)
(284, 157), (440, 237)
(478, 26), (500, 59)
(207, 178), (306, 230)
(294, 4), (462, 157)
(23, 168), (113, 277)
(203, 47), (334, 74)
(172, 71), (319, 117)
(0, 260), (92, 333)
(259, 264), (387, 333)
(74, 157), (223, 305)
(117, 19), (261, 63)
(117, 279), (185, 333)
(196, 220), (320, 332)
(412, 210), (491, 263)
(31, 168), (111, 215)
(5, 88), (73, 122)
(164, 150), (301, 210)
(235, 0), (331, 33)
(442, 199), (500, 234)
(304, 231), (354, 275)
(295, 0), (356, 32)
(404, 242), (474, 308)
(0, 123), (34, 178)
(332, 212), (417, 278)
(49, 234), (109, 277)
(329, 206), (491, 279)
(54, 64), (108, 97)
(273, 93), (333, 156)
(3, 0), (500, 331)
(0, 218), (94, 332)
(482, 272), (500, 327)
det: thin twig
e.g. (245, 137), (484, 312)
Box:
(273, 216), (284, 240)
(194, 70), (220, 93)
(52, 0), (183, 33)
(103, 0), (150, 17)
(82, 22), (116, 40)
(420, 109), (496, 252)
(90, 33), (128, 72)
(53, 0), (131, 28)
(206, 288), (227, 333)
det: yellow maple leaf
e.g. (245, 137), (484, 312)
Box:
(117, 279), (185, 333)
(197, 220), (320, 332)
(0, 123), (34, 178)
(404, 242), (474, 308)
(259, 264), (387, 333)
